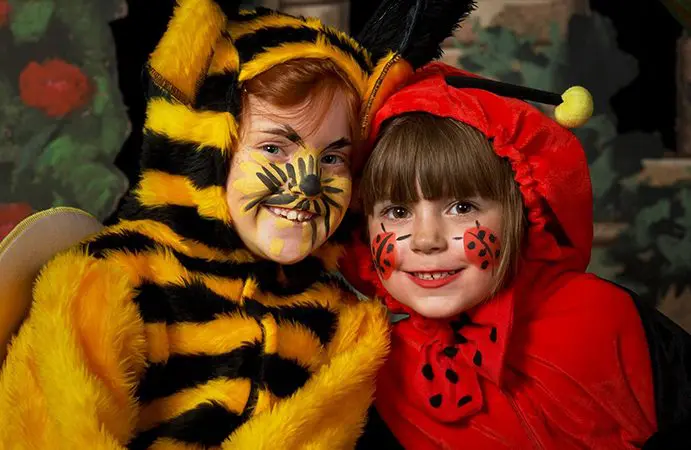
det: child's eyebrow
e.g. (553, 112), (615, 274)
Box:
(262, 125), (305, 146)
(324, 138), (351, 151)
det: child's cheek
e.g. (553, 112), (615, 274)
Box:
(463, 223), (501, 271)
(370, 226), (403, 280)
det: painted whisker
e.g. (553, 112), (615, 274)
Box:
(322, 186), (343, 194)
(269, 163), (288, 182)
(323, 200), (331, 236)
(313, 200), (322, 214)
(264, 194), (299, 206)
(322, 194), (342, 209)
(261, 166), (281, 187)
(286, 163), (297, 185)
(396, 234), (411, 241)
(256, 172), (279, 192)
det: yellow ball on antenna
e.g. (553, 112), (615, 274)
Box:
(554, 86), (593, 128)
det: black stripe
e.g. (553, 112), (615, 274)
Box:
(127, 401), (245, 449)
(244, 299), (337, 346)
(235, 26), (320, 65)
(134, 280), (337, 346)
(133, 280), (243, 324)
(136, 343), (262, 403)
(118, 196), (244, 251)
(136, 343), (310, 402)
(140, 133), (228, 189)
(84, 230), (158, 258)
(194, 71), (242, 114)
(322, 27), (372, 74)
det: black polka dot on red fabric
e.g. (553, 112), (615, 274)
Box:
(454, 333), (468, 344)
(422, 364), (434, 380)
(450, 320), (462, 332)
(478, 230), (486, 240)
(467, 241), (476, 250)
(481, 261), (489, 270)
(473, 350), (483, 367)
(443, 346), (458, 357)
(490, 327), (497, 343)
(457, 395), (472, 407)
(429, 394), (442, 408)
(459, 313), (471, 326)
(445, 369), (459, 384)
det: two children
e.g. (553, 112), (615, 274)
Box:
(346, 62), (690, 448)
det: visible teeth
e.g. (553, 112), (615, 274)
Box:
(267, 206), (314, 223)
(413, 270), (459, 280)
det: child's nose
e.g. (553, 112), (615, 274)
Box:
(410, 217), (447, 254)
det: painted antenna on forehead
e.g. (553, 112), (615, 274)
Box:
(444, 75), (594, 129)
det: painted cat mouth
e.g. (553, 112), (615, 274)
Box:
(266, 206), (317, 223)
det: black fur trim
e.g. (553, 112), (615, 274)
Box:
(127, 401), (244, 449)
(136, 343), (310, 402)
(194, 71), (242, 114)
(357, 0), (475, 69)
(141, 133), (228, 189)
(244, 299), (338, 346)
(118, 196), (244, 251)
(235, 26), (319, 64)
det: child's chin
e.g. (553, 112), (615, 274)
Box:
(406, 295), (475, 319)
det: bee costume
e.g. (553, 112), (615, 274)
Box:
(0, 0), (478, 448)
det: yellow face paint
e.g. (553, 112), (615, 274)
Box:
(269, 238), (284, 257)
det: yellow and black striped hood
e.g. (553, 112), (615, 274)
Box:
(117, 0), (475, 257)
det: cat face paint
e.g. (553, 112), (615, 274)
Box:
(367, 192), (503, 319)
(227, 92), (353, 264)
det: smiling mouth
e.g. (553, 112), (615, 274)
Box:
(407, 270), (462, 280)
(266, 206), (317, 223)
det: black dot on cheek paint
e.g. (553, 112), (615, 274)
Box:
(457, 395), (473, 407)
(375, 235), (381, 243)
(495, 250), (500, 258)
(384, 260), (391, 267)
(490, 327), (497, 343)
(473, 350), (483, 367)
(422, 364), (434, 380)
(478, 230), (486, 240)
(429, 394), (443, 408)
(479, 249), (486, 257)
(489, 234), (496, 243)
(445, 369), (459, 384)
(386, 244), (393, 252)
(481, 261), (489, 270)
(467, 241), (476, 250)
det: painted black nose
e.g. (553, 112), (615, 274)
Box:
(300, 174), (322, 197)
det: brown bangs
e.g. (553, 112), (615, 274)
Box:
(361, 113), (509, 214)
(241, 58), (361, 144)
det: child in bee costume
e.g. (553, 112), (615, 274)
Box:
(0, 0), (478, 448)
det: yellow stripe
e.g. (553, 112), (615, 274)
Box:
(208, 36), (240, 75)
(148, 0), (226, 103)
(166, 315), (262, 356)
(139, 378), (251, 436)
(238, 39), (369, 98)
(276, 322), (326, 372)
(135, 171), (232, 224)
(145, 323), (170, 363)
(145, 99), (237, 153)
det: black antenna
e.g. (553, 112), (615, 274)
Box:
(445, 76), (562, 106)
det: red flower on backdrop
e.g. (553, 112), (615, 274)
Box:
(0, 203), (33, 242)
(0, 0), (10, 28)
(19, 59), (93, 117)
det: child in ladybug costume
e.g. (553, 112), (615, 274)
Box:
(339, 62), (691, 449)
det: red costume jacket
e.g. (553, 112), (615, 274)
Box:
(345, 63), (667, 449)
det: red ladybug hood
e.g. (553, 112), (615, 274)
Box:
(343, 62), (593, 300)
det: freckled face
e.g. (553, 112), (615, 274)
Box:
(367, 188), (503, 319)
(227, 92), (353, 264)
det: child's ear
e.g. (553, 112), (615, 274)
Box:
(349, 177), (363, 212)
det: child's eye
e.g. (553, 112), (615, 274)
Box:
(321, 153), (346, 165)
(261, 144), (283, 155)
(384, 206), (410, 220)
(451, 202), (475, 215)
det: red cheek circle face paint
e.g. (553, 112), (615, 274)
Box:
(463, 222), (501, 271)
(371, 224), (399, 280)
